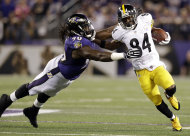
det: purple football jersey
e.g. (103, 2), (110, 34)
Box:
(58, 36), (102, 80)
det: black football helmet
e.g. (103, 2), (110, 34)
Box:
(66, 13), (95, 40)
(118, 4), (137, 29)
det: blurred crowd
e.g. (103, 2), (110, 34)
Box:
(0, 45), (56, 75)
(0, 0), (189, 44)
(0, 0), (63, 44)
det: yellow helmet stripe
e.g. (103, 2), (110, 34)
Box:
(122, 4), (126, 14)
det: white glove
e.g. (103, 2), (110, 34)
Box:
(159, 32), (171, 45)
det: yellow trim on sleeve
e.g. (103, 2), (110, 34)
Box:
(151, 19), (154, 28)
(122, 4), (126, 14)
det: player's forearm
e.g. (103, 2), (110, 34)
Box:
(95, 25), (116, 40)
(82, 50), (125, 62)
(95, 32), (111, 40)
(72, 46), (126, 62)
(151, 27), (158, 31)
(80, 49), (112, 62)
(91, 52), (126, 62)
(104, 40), (122, 50)
(93, 39), (122, 51)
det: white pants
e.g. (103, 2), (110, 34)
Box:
(28, 54), (73, 97)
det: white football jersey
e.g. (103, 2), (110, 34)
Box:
(112, 13), (165, 71)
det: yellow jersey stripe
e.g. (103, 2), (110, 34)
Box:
(122, 4), (126, 14)
(151, 19), (154, 28)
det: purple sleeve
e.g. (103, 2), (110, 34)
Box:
(68, 36), (103, 51)
(69, 36), (92, 49)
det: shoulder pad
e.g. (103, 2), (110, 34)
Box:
(138, 13), (152, 23)
(112, 25), (125, 41)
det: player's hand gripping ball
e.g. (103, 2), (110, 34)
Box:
(152, 28), (171, 45)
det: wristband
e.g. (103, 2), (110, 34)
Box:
(111, 53), (125, 60)
(100, 40), (106, 48)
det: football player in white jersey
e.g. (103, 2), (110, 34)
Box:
(95, 4), (182, 131)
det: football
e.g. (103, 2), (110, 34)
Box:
(151, 28), (168, 42)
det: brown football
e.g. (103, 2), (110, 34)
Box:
(151, 28), (168, 42)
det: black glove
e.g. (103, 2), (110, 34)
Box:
(124, 49), (142, 59)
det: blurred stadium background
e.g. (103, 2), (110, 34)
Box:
(0, 0), (189, 76)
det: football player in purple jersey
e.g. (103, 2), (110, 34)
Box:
(0, 13), (140, 128)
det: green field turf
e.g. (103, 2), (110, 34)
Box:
(0, 75), (189, 136)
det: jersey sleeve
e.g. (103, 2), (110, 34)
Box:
(112, 25), (124, 41)
(139, 13), (154, 28)
(69, 36), (92, 49)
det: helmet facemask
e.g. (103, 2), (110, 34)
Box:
(78, 20), (95, 40)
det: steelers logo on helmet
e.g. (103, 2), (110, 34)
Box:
(118, 4), (137, 30)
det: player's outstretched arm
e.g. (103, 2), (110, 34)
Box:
(72, 46), (126, 62)
(72, 46), (141, 62)
(95, 25), (116, 40)
(93, 39), (123, 51)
